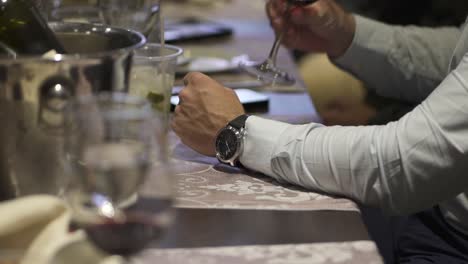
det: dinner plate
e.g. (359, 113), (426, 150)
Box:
(176, 47), (255, 74)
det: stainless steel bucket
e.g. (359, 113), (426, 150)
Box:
(0, 22), (146, 200)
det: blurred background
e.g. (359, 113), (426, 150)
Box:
(36, 0), (468, 126)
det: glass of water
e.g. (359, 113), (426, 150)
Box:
(129, 43), (183, 132)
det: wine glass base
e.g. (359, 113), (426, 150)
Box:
(240, 62), (296, 86)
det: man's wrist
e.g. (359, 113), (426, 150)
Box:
(239, 116), (292, 177)
(215, 114), (250, 166)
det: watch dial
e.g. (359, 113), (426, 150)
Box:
(216, 128), (238, 161)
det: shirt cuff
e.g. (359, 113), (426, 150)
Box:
(239, 116), (291, 179)
(333, 15), (392, 72)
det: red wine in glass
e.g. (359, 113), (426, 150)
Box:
(85, 215), (162, 256)
(75, 197), (173, 257)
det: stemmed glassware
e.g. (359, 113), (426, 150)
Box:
(98, 0), (163, 42)
(41, 0), (163, 43)
(64, 92), (173, 261)
(240, 0), (317, 86)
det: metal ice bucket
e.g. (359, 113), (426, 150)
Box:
(0, 22), (145, 200)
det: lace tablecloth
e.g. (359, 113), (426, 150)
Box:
(170, 114), (355, 211)
(172, 157), (358, 211)
(141, 241), (383, 264)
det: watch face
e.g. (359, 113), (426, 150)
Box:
(215, 127), (239, 162)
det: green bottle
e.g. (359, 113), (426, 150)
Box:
(0, 0), (66, 55)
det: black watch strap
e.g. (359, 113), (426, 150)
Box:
(228, 114), (249, 129)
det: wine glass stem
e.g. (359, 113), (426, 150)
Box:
(266, 2), (291, 66)
(267, 32), (285, 66)
(0, 42), (17, 59)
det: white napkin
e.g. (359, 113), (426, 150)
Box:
(0, 195), (121, 264)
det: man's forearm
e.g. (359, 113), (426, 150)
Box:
(333, 15), (461, 103)
(241, 53), (468, 215)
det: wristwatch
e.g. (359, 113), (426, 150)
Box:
(215, 114), (249, 166)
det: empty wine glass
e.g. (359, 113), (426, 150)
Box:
(98, 0), (163, 43)
(64, 92), (173, 261)
(38, 0), (105, 23)
(240, 0), (318, 86)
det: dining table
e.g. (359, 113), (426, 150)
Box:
(140, 0), (385, 263)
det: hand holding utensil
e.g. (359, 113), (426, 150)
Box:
(240, 0), (318, 87)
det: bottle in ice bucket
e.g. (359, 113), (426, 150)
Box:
(0, 0), (66, 55)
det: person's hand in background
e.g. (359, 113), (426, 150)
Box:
(171, 72), (245, 156)
(267, 0), (356, 58)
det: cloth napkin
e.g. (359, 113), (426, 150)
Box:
(0, 195), (121, 264)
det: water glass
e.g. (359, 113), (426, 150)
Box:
(129, 44), (183, 131)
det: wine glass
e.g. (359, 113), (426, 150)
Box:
(98, 0), (163, 43)
(38, 0), (105, 24)
(63, 92), (173, 261)
(240, 0), (318, 86)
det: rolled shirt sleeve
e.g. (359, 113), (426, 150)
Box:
(333, 15), (461, 103)
(240, 54), (468, 215)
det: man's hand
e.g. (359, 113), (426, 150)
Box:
(267, 0), (356, 58)
(171, 72), (245, 156)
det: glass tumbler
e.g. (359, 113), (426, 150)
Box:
(129, 44), (183, 132)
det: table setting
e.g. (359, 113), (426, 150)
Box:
(0, 0), (384, 263)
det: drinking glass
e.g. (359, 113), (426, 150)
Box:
(48, 5), (105, 24)
(129, 44), (183, 132)
(64, 92), (174, 260)
(98, 0), (163, 43)
(240, 0), (317, 86)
